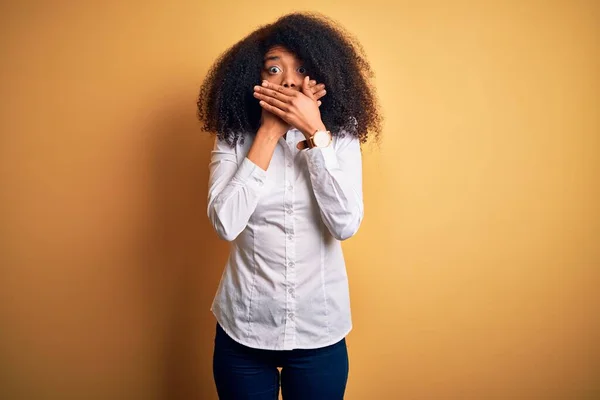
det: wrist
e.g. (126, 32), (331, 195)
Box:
(248, 127), (280, 171)
(301, 121), (327, 139)
(256, 125), (283, 143)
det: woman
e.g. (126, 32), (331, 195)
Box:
(197, 11), (382, 400)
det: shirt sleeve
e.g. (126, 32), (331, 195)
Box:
(303, 132), (364, 241)
(207, 136), (268, 241)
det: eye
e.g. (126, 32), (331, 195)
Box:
(267, 66), (280, 74)
(297, 66), (307, 74)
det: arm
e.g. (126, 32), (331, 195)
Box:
(251, 79), (363, 240)
(304, 132), (364, 241)
(206, 129), (278, 241)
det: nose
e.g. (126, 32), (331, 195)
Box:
(281, 70), (300, 90)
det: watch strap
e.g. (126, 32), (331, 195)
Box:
(297, 129), (332, 150)
(296, 138), (314, 150)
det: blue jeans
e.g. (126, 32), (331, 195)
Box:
(213, 322), (349, 400)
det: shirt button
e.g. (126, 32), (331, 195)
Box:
(288, 288), (295, 296)
(287, 234), (293, 240)
(287, 162), (292, 167)
(288, 261), (295, 268)
(288, 312), (295, 320)
(286, 208), (293, 215)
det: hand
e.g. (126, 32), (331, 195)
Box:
(254, 78), (327, 137)
(258, 101), (290, 138)
(307, 78), (327, 107)
(253, 76), (327, 139)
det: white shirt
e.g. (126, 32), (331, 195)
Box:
(207, 127), (363, 350)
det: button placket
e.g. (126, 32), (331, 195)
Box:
(283, 132), (297, 349)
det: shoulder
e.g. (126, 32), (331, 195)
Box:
(212, 132), (255, 154)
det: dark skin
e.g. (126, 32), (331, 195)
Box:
(198, 12), (383, 149)
(253, 45), (328, 141)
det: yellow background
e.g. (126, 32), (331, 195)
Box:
(1, 1), (598, 399)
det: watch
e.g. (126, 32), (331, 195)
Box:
(310, 129), (333, 148)
(297, 129), (332, 150)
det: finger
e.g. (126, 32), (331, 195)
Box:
(254, 85), (292, 103)
(317, 100), (322, 107)
(302, 76), (315, 99)
(253, 91), (289, 111)
(259, 100), (287, 119)
(260, 80), (296, 97)
(314, 89), (326, 99)
(310, 83), (325, 94)
(309, 79), (317, 87)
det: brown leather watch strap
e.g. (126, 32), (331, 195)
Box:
(296, 139), (311, 150)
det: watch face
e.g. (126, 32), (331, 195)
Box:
(313, 131), (331, 147)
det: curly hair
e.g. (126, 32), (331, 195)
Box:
(197, 11), (383, 147)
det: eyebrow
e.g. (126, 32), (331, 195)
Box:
(264, 55), (280, 62)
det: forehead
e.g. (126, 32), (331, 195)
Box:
(264, 46), (300, 62)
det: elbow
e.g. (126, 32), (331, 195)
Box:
(207, 203), (242, 242)
(219, 232), (240, 242)
(333, 224), (360, 241)
(214, 224), (241, 242)
(330, 210), (364, 241)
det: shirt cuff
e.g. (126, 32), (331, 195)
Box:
(233, 156), (268, 191)
(305, 144), (339, 171)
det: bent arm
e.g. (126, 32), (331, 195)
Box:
(304, 133), (364, 240)
(206, 129), (280, 241)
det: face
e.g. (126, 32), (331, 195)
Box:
(260, 45), (307, 91)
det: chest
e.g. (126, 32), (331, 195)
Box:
(239, 133), (317, 222)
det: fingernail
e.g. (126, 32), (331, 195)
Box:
(261, 80), (268, 86)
